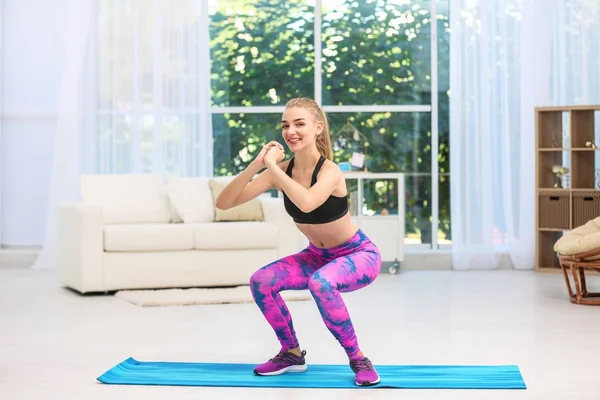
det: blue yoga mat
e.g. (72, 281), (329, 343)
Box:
(98, 358), (526, 389)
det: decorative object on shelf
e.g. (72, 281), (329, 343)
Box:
(552, 165), (569, 188)
(380, 208), (389, 216)
(332, 120), (369, 172)
(338, 161), (351, 171)
(585, 140), (597, 149)
(351, 152), (365, 169)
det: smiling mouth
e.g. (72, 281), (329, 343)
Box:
(287, 138), (301, 145)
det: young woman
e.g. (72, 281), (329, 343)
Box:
(215, 97), (382, 386)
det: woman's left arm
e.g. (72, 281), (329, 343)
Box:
(265, 149), (342, 213)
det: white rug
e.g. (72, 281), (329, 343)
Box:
(115, 286), (313, 307)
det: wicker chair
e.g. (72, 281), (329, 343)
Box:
(554, 217), (600, 305)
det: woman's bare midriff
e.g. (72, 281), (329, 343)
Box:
(295, 212), (359, 249)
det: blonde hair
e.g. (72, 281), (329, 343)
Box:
(285, 97), (332, 160)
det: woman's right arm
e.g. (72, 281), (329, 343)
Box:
(215, 162), (269, 210)
(215, 141), (285, 210)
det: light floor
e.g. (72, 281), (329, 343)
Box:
(1, 268), (599, 400)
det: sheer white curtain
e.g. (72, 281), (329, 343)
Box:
(551, 0), (600, 105)
(32, 0), (96, 270)
(450, 0), (554, 270)
(33, 0), (212, 270)
(94, 0), (212, 176)
(450, 0), (600, 270)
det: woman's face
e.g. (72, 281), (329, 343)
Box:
(281, 107), (323, 153)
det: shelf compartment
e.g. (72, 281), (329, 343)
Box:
(570, 150), (595, 188)
(539, 190), (570, 230)
(572, 190), (600, 228)
(570, 110), (595, 148)
(538, 151), (569, 188)
(537, 111), (566, 149)
(537, 230), (563, 269)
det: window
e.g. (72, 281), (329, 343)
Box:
(209, 0), (450, 248)
(95, 0), (450, 248)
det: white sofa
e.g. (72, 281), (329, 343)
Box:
(58, 174), (304, 293)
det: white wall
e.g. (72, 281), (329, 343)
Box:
(1, 0), (67, 246)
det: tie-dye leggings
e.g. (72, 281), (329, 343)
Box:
(249, 229), (381, 360)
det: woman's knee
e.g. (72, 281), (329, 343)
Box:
(308, 272), (333, 294)
(249, 267), (270, 289)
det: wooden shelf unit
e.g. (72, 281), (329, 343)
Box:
(535, 105), (600, 272)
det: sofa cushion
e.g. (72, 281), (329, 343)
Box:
(80, 174), (171, 224)
(166, 177), (216, 223)
(208, 179), (264, 222)
(192, 222), (277, 250)
(104, 224), (195, 252)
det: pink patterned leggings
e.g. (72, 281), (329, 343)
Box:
(249, 230), (381, 360)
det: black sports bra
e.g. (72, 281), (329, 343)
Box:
(282, 156), (349, 224)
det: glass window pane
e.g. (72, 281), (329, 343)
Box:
(361, 179), (400, 216)
(212, 113), (284, 175)
(328, 111), (432, 244)
(321, 0), (431, 105)
(328, 112), (431, 173)
(209, 1), (315, 107)
(405, 174), (432, 245)
(346, 179), (359, 216)
(439, 174), (450, 245)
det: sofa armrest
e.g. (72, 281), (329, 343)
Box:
(260, 197), (304, 257)
(58, 203), (105, 293)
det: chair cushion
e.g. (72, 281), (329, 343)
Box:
(80, 174), (171, 224)
(554, 217), (600, 256)
(104, 224), (195, 252)
(192, 222), (278, 250)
